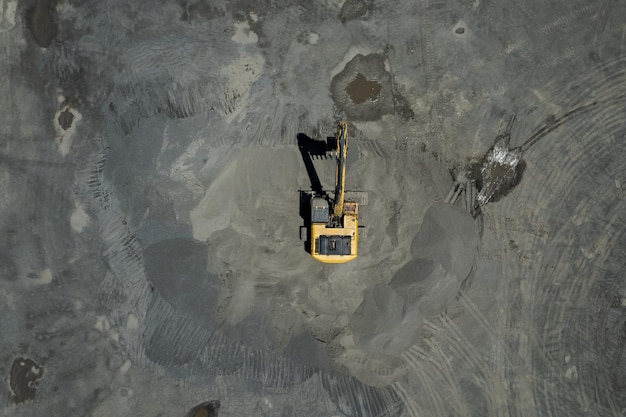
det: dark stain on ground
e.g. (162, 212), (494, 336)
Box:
(340, 0), (371, 22)
(26, 0), (58, 48)
(346, 73), (381, 104)
(188, 400), (221, 417)
(58, 109), (74, 130)
(0, 253), (17, 281)
(467, 160), (484, 191)
(178, 0), (227, 22)
(10, 357), (44, 403)
(331, 54), (412, 121)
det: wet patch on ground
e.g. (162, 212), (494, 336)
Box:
(339, 0), (372, 22)
(187, 399), (221, 417)
(346, 73), (381, 104)
(26, 0), (58, 48)
(0, 253), (17, 281)
(9, 357), (44, 403)
(178, 1), (227, 22)
(57, 108), (75, 130)
(330, 53), (412, 121)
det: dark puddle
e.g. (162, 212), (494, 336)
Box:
(345, 73), (381, 104)
(58, 109), (75, 130)
(10, 357), (43, 403)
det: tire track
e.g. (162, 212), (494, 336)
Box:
(391, 381), (424, 417)
(439, 316), (508, 417)
(418, 0), (440, 91)
(593, 0), (618, 37)
(401, 347), (447, 416)
(486, 197), (542, 417)
(359, 139), (389, 158)
(412, 342), (471, 416)
(539, 3), (595, 36)
(473, 1), (589, 79)
(416, 365), (447, 417)
(108, 27), (253, 134)
(458, 288), (536, 417)
(422, 319), (495, 408)
(342, 349), (407, 381)
(501, 57), (626, 415)
(430, 317), (490, 381)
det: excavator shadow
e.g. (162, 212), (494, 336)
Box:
(297, 133), (337, 252)
(298, 190), (312, 253)
(297, 133), (335, 194)
(297, 133), (335, 253)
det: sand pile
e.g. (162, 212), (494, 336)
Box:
(350, 203), (480, 355)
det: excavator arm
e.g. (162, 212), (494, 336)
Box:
(333, 121), (348, 217)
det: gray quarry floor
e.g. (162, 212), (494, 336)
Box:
(1, 0), (626, 416)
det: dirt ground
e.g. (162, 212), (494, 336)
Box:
(1, 0), (626, 416)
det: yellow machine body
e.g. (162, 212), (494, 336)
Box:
(309, 122), (359, 264)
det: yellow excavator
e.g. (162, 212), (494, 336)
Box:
(306, 121), (359, 263)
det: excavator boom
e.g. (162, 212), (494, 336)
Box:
(333, 121), (348, 217)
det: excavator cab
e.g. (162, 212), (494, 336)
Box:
(311, 197), (330, 223)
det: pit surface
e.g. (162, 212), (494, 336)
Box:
(1, 0), (626, 416)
